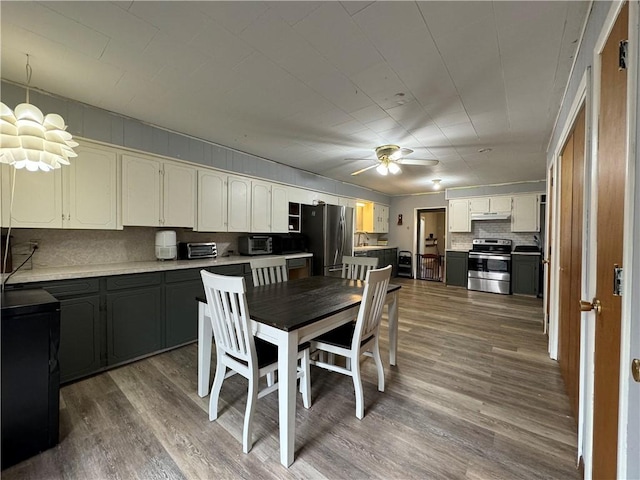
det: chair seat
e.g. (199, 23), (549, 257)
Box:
(314, 324), (374, 350)
(231, 339), (310, 369)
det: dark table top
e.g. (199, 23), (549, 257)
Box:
(198, 275), (401, 332)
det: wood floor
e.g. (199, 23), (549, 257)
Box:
(3, 279), (580, 480)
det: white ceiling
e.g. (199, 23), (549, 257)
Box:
(0, 1), (590, 195)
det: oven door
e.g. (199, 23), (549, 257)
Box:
(467, 252), (511, 294)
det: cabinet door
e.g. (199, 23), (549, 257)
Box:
(445, 252), (468, 286)
(378, 205), (389, 233)
(122, 154), (161, 226)
(511, 194), (539, 232)
(106, 286), (163, 365)
(251, 180), (271, 232)
(227, 175), (251, 232)
(271, 184), (289, 233)
(512, 256), (540, 295)
(197, 169), (227, 232)
(165, 279), (203, 347)
(1, 165), (63, 228)
(163, 161), (196, 228)
(469, 197), (490, 213)
(58, 295), (103, 383)
(448, 199), (471, 232)
(490, 196), (512, 213)
(66, 144), (118, 229)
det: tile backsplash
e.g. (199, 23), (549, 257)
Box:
(450, 220), (539, 251)
(6, 227), (241, 269)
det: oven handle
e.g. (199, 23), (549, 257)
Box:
(468, 253), (511, 261)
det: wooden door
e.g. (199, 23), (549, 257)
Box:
(592, 3), (628, 478)
(558, 105), (586, 422)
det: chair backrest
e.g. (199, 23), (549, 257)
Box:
(249, 257), (288, 286)
(353, 265), (392, 349)
(200, 270), (256, 365)
(342, 255), (379, 281)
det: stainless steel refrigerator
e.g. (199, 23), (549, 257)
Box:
(301, 204), (354, 276)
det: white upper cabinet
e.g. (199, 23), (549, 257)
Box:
(448, 199), (471, 232)
(362, 203), (389, 233)
(122, 154), (195, 228)
(1, 141), (118, 229)
(511, 194), (540, 232)
(469, 196), (511, 214)
(270, 184), (289, 233)
(227, 175), (251, 232)
(251, 180), (271, 232)
(197, 169), (227, 232)
(162, 161), (196, 228)
(122, 154), (161, 227)
(250, 180), (289, 233)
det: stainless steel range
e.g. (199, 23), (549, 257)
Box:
(468, 238), (512, 295)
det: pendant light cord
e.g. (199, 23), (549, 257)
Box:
(1, 168), (16, 292)
(25, 54), (32, 104)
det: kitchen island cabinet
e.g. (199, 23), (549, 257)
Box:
(353, 247), (398, 276)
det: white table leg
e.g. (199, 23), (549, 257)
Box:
(198, 302), (212, 397)
(388, 291), (398, 366)
(277, 331), (299, 467)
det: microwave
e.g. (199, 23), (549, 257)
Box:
(238, 236), (272, 256)
(178, 242), (217, 260)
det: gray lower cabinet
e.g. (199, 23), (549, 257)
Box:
(38, 278), (103, 384)
(106, 273), (163, 366)
(165, 268), (204, 348)
(512, 255), (540, 295)
(357, 248), (398, 276)
(445, 251), (468, 287)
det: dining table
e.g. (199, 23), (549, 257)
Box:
(196, 275), (401, 467)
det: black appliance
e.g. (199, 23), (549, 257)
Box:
(301, 204), (353, 276)
(271, 233), (306, 254)
(238, 235), (273, 255)
(178, 242), (217, 259)
(1, 288), (60, 470)
(467, 238), (512, 295)
(397, 251), (413, 278)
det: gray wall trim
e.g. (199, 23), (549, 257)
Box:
(1, 80), (390, 205)
(444, 180), (546, 199)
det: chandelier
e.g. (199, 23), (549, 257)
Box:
(0, 55), (78, 172)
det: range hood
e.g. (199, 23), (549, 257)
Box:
(471, 212), (511, 221)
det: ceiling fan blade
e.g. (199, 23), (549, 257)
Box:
(344, 158), (376, 162)
(399, 148), (414, 156)
(398, 158), (439, 166)
(350, 164), (379, 176)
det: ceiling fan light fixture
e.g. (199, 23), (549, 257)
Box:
(388, 162), (401, 174)
(376, 163), (388, 175)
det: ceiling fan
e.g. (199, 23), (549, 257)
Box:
(348, 145), (439, 176)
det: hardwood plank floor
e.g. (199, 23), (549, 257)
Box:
(3, 279), (580, 479)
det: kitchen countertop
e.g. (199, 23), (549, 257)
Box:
(353, 245), (397, 251)
(2, 253), (313, 285)
(511, 251), (542, 256)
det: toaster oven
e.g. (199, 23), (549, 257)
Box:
(178, 242), (217, 260)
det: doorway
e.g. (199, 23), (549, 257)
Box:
(415, 208), (445, 281)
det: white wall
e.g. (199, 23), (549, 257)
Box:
(388, 192), (446, 253)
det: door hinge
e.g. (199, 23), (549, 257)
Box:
(613, 264), (623, 296)
(619, 40), (628, 70)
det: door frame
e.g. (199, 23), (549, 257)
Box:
(413, 206), (446, 279)
(585, 1), (638, 477)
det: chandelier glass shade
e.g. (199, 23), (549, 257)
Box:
(0, 102), (78, 172)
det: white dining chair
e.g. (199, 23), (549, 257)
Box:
(342, 255), (379, 280)
(310, 265), (392, 419)
(249, 256), (288, 286)
(200, 270), (311, 453)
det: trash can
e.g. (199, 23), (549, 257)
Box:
(397, 251), (412, 278)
